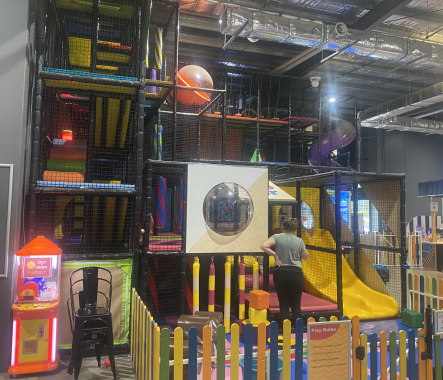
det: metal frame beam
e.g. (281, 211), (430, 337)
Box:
(350, 0), (414, 31)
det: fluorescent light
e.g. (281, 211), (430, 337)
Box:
(329, 97), (336, 103)
(11, 320), (17, 367)
(51, 318), (57, 362)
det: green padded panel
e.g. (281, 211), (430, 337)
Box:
(402, 310), (423, 328)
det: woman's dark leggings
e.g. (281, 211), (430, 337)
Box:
(273, 266), (304, 327)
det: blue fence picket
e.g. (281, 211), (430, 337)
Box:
(370, 333), (377, 380)
(188, 327), (198, 380)
(269, 321), (279, 379)
(244, 323), (253, 380)
(408, 329), (416, 380)
(420, 276), (425, 313)
(295, 318), (304, 380)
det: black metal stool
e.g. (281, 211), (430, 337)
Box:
(67, 267), (116, 380)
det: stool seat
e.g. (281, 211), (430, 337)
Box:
(76, 307), (110, 317)
(67, 267), (115, 380)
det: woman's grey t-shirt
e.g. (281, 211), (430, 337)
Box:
(272, 233), (305, 268)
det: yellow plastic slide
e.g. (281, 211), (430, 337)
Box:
(302, 230), (398, 320)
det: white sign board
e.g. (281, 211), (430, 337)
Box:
(434, 310), (443, 335)
(431, 201), (438, 213)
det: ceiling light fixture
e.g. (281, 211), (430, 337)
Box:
(329, 97), (336, 103)
(310, 76), (321, 88)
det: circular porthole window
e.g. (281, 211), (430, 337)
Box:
(203, 182), (254, 236)
(301, 201), (314, 230)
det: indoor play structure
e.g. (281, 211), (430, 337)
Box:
(9, 236), (62, 375)
(21, 1), (429, 379)
(141, 162), (406, 328)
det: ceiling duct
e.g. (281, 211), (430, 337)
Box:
(221, 8), (443, 65)
(361, 116), (443, 134)
(358, 82), (443, 121)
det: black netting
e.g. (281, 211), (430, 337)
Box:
(145, 255), (182, 323)
(46, 0), (139, 78)
(35, 193), (134, 254)
(144, 166), (185, 253)
(38, 81), (137, 188)
(359, 179), (401, 247)
(144, 85), (229, 162)
(146, 3), (176, 83)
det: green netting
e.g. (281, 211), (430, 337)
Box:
(59, 258), (132, 349)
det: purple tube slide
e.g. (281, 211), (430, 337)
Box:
(307, 117), (356, 166)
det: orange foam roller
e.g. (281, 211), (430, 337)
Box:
(43, 171), (84, 183)
(50, 149), (87, 161)
(249, 290), (270, 310)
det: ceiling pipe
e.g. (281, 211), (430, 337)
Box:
(361, 116), (443, 134)
(221, 8), (443, 67)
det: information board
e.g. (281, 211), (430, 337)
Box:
(0, 165), (13, 277)
(307, 320), (351, 380)
(434, 310), (443, 335)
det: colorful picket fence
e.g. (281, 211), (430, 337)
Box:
(407, 232), (423, 267)
(407, 272), (443, 313)
(131, 288), (438, 380)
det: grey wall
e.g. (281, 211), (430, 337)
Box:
(362, 127), (443, 224)
(0, 0), (30, 373)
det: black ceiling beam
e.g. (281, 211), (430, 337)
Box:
(288, 0), (414, 77)
(350, 0), (414, 31)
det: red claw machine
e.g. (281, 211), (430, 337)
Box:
(8, 236), (62, 375)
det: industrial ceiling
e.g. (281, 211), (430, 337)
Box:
(169, 0), (443, 124)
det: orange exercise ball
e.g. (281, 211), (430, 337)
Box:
(176, 65), (213, 105)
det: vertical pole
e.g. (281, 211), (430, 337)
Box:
(197, 114), (201, 161)
(335, 172), (343, 316)
(288, 78), (291, 165)
(354, 97), (361, 172)
(301, 89), (304, 164)
(222, 91), (227, 163)
(232, 254), (239, 316)
(180, 165), (188, 315)
(317, 83), (322, 167)
(263, 253), (269, 292)
(29, 0), (46, 241)
(432, 196), (437, 242)
(171, 5), (179, 161)
(179, 255), (187, 315)
(272, 131), (276, 163)
(268, 203), (273, 237)
(256, 74), (261, 157)
(91, 0), (99, 73)
(400, 177), (407, 311)
(353, 183), (360, 278)
(296, 182), (302, 238)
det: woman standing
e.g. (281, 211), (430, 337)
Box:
(260, 218), (309, 326)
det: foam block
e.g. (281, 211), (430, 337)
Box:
(402, 310), (423, 328)
(50, 149), (87, 161)
(47, 159), (86, 173)
(249, 290), (270, 310)
(43, 171), (84, 183)
(249, 307), (267, 324)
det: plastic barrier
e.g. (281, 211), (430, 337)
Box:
(131, 288), (435, 380)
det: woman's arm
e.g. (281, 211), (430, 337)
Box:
(300, 248), (309, 260)
(260, 237), (282, 267)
